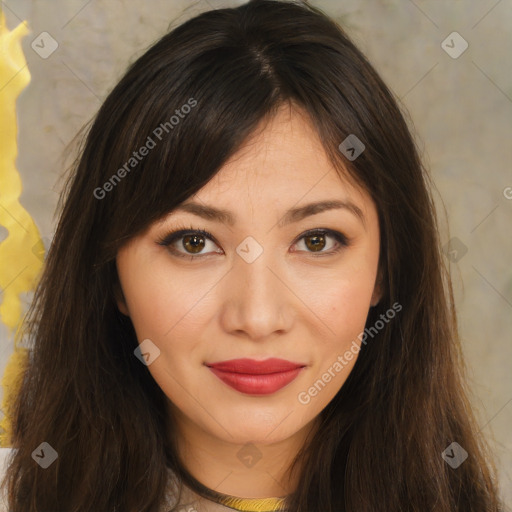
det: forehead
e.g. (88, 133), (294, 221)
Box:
(192, 104), (373, 216)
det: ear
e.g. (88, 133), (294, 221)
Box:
(370, 269), (384, 307)
(114, 279), (130, 316)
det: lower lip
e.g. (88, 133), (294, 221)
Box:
(207, 367), (304, 395)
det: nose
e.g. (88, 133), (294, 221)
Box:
(218, 247), (295, 341)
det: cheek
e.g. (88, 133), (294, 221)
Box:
(309, 261), (378, 361)
(122, 279), (171, 339)
(311, 262), (376, 329)
(321, 282), (372, 354)
(118, 257), (211, 341)
(296, 273), (374, 409)
(118, 263), (208, 393)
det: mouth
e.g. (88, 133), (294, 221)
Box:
(205, 358), (306, 395)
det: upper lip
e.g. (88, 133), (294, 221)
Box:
(205, 358), (306, 374)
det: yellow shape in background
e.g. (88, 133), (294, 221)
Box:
(0, 10), (43, 447)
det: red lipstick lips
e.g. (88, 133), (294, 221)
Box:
(206, 358), (306, 395)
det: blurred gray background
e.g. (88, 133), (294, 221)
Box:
(1, 0), (511, 506)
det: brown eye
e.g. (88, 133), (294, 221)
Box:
(157, 228), (222, 258)
(158, 227), (348, 259)
(292, 229), (348, 255)
(304, 233), (326, 252)
(182, 234), (206, 254)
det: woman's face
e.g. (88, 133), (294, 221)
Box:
(115, 104), (381, 448)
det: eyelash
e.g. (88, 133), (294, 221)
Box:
(156, 224), (350, 260)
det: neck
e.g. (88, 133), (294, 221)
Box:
(166, 399), (320, 499)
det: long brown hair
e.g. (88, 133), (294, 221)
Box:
(1, 1), (503, 510)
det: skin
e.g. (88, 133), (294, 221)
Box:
(115, 103), (382, 499)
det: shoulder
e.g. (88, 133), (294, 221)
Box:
(0, 448), (14, 466)
(0, 450), (178, 511)
(163, 467), (182, 511)
(0, 447), (16, 512)
(0, 447), (14, 475)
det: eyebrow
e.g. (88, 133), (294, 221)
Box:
(171, 199), (366, 229)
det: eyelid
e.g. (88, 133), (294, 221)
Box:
(156, 224), (350, 258)
(291, 228), (349, 253)
(156, 225), (219, 250)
